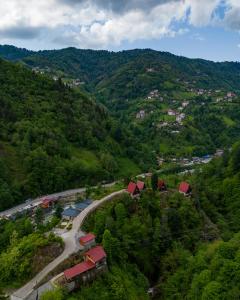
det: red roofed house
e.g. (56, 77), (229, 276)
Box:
(137, 181), (146, 191)
(79, 233), (96, 250)
(62, 245), (107, 291)
(179, 182), (191, 196)
(158, 180), (167, 191)
(41, 197), (56, 209)
(84, 245), (107, 267)
(64, 260), (95, 281)
(127, 182), (140, 196)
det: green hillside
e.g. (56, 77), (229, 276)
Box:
(1, 45), (240, 158)
(0, 58), (143, 211)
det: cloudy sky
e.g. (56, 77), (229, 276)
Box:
(1, 0), (240, 61)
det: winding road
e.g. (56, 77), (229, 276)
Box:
(11, 189), (126, 300)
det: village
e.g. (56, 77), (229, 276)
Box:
(134, 82), (238, 133)
(33, 177), (193, 296)
(6, 171), (194, 300)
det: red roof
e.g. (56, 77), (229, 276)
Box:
(127, 182), (139, 194)
(42, 198), (52, 205)
(158, 180), (166, 189)
(137, 181), (145, 191)
(84, 245), (106, 263)
(179, 182), (191, 194)
(64, 261), (95, 280)
(80, 233), (96, 245)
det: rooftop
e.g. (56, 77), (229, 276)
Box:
(84, 245), (106, 263)
(62, 207), (80, 218)
(64, 261), (95, 280)
(80, 233), (96, 244)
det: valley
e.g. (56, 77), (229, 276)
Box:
(0, 45), (240, 300)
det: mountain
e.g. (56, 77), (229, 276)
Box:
(1, 45), (240, 162)
(0, 45), (33, 61)
(0, 58), (143, 211)
(1, 45), (240, 97)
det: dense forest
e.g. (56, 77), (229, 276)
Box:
(0, 58), (155, 211)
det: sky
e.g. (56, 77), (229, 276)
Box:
(1, 0), (240, 61)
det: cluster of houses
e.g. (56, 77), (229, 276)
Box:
(53, 233), (107, 292)
(215, 92), (237, 103)
(127, 180), (192, 197)
(169, 149), (224, 167)
(167, 109), (186, 124)
(2, 194), (93, 222)
(146, 89), (163, 101)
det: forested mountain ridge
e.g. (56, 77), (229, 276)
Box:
(1, 45), (240, 98)
(0, 58), (143, 211)
(1, 45), (240, 159)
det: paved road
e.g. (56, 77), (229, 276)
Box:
(0, 182), (117, 218)
(11, 189), (126, 300)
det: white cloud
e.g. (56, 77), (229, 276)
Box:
(0, 0), (239, 49)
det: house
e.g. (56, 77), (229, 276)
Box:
(136, 110), (146, 119)
(80, 233), (96, 250)
(84, 245), (107, 267)
(136, 181), (146, 191)
(62, 245), (107, 291)
(227, 92), (236, 98)
(40, 197), (57, 209)
(62, 207), (80, 220)
(127, 182), (140, 196)
(83, 199), (93, 205)
(176, 113), (186, 123)
(182, 101), (189, 108)
(64, 260), (95, 282)
(158, 180), (167, 191)
(168, 109), (177, 116)
(215, 149), (224, 157)
(75, 202), (89, 211)
(179, 182), (191, 196)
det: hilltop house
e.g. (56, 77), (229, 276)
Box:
(179, 182), (191, 196)
(127, 182), (140, 196)
(127, 181), (146, 197)
(80, 233), (96, 250)
(137, 181), (146, 191)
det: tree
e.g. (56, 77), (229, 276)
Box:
(152, 217), (161, 254)
(35, 207), (44, 225)
(102, 229), (113, 264)
(54, 203), (63, 219)
(151, 173), (158, 191)
(114, 203), (127, 226)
